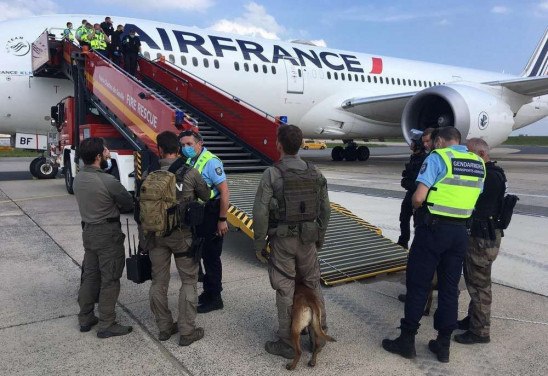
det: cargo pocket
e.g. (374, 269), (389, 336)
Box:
(299, 222), (319, 244)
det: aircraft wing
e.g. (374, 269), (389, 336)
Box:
(341, 92), (417, 123)
(485, 75), (548, 97)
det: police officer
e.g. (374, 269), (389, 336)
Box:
(75, 19), (87, 45)
(179, 130), (230, 313)
(73, 137), (134, 338)
(77, 22), (93, 49)
(122, 29), (141, 76)
(397, 130), (427, 249)
(89, 24), (108, 57)
(100, 16), (114, 57)
(455, 138), (506, 345)
(63, 22), (75, 42)
(111, 25), (124, 66)
(382, 127), (485, 363)
(147, 131), (211, 346)
(253, 124), (331, 359)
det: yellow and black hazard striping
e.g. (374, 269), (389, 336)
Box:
(226, 172), (408, 286)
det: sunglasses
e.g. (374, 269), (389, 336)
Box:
(178, 130), (202, 141)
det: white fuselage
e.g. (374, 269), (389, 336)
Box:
(0, 14), (546, 144)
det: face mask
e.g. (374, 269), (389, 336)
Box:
(100, 157), (112, 170)
(182, 145), (196, 158)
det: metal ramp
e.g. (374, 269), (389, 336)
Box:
(226, 173), (408, 286)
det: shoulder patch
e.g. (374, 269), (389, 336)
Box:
(420, 163), (428, 174)
(215, 167), (223, 176)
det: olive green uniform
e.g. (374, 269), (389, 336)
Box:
(73, 165), (134, 330)
(149, 158), (211, 336)
(253, 155), (331, 345)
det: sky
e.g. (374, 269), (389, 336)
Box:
(1, 0), (547, 135)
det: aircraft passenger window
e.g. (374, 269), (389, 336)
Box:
(253, 64), (259, 73)
(347, 74), (351, 81)
(272, 66), (277, 74)
(418, 81), (422, 87)
(386, 77), (390, 85)
(181, 56), (187, 65)
(169, 54), (175, 64)
(214, 60), (219, 69)
(334, 72), (338, 80)
(361, 75), (365, 82)
(144, 51), (150, 59)
(262, 65), (267, 73)
(367, 75), (371, 83)
(157, 53), (162, 59)
(244, 63), (249, 71)
(413, 80), (417, 86)
(234, 62), (240, 71)
(298, 69), (302, 77)
(391, 78), (395, 85)
(203, 58), (209, 68)
(407, 79), (412, 86)
(373, 76), (377, 83)
(379, 77), (383, 84)
(192, 57), (198, 66)
(341, 73), (345, 81)
(397, 78), (401, 85)
(327, 72), (331, 79)
(403, 79), (406, 86)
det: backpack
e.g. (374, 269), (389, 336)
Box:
(497, 194), (519, 230)
(139, 170), (178, 237)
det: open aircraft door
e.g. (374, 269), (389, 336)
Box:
(283, 58), (304, 94)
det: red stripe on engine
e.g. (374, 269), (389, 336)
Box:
(369, 57), (383, 74)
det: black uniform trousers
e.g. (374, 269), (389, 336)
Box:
(401, 220), (468, 335)
(124, 53), (138, 76)
(196, 199), (223, 296)
(397, 191), (414, 247)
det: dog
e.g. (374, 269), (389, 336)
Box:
(286, 282), (336, 370)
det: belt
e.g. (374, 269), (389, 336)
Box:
(430, 215), (468, 226)
(81, 217), (120, 228)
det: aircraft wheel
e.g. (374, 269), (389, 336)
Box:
(357, 146), (370, 161)
(35, 159), (58, 179)
(344, 148), (358, 161)
(304, 146), (309, 150)
(320, 146), (325, 150)
(64, 162), (74, 194)
(29, 157), (43, 178)
(331, 146), (344, 161)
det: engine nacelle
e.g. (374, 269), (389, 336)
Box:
(401, 84), (514, 148)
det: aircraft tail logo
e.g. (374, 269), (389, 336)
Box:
(522, 28), (548, 77)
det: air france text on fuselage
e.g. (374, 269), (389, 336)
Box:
(125, 23), (383, 74)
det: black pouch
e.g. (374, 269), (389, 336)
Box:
(190, 235), (205, 263)
(126, 252), (152, 284)
(299, 222), (320, 244)
(185, 201), (205, 227)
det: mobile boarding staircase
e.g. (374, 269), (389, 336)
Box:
(32, 29), (408, 286)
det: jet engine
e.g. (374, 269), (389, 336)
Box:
(401, 84), (515, 147)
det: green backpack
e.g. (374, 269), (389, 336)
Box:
(139, 170), (178, 237)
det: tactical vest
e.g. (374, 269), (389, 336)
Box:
(272, 162), (321, 224)
(91, 32), (107, 50)
(426, 148), (485, 218)
(186, 149), (221, 199)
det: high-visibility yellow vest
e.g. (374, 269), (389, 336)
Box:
(76, 25), (87, 41)
(63, 28), (74, 41)
(186, 149), (222, 199)
(426, 147), (485, 218)
(90, 32), (107, 50)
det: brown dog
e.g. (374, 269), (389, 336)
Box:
(286, 283), (336, 370)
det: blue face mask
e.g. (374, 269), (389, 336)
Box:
(182, 145), (197, 158)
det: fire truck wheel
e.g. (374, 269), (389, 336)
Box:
(35, 159), (58, 179)
(29, 157), (43, 178)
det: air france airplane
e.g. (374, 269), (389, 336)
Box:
(1, 14), (547, 162)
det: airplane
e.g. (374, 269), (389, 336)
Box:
(1, 13), (547, 171)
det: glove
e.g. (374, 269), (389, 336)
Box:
(255, 248), (269, 264)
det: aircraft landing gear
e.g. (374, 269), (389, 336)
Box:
(331, 141), (370, 162)
(30, 156), (58, 179)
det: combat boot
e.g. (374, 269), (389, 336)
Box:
(457, 316), (470, 330)
(198, 291), (211, 305)
(179, 327), (204, 346)
(428, 333), (451, 363)
(454, 330), (490, 344)
(265, 339), (295, 359)
(197, 294), (223, 313)
(79, 316), (99, 332)
(97, 323), (133, 339)
(397, 294), (407, 303)
(382, 328), (417, 359)
(158, 322), (178, 341)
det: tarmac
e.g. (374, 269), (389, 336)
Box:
(0, 147), (547, 376)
